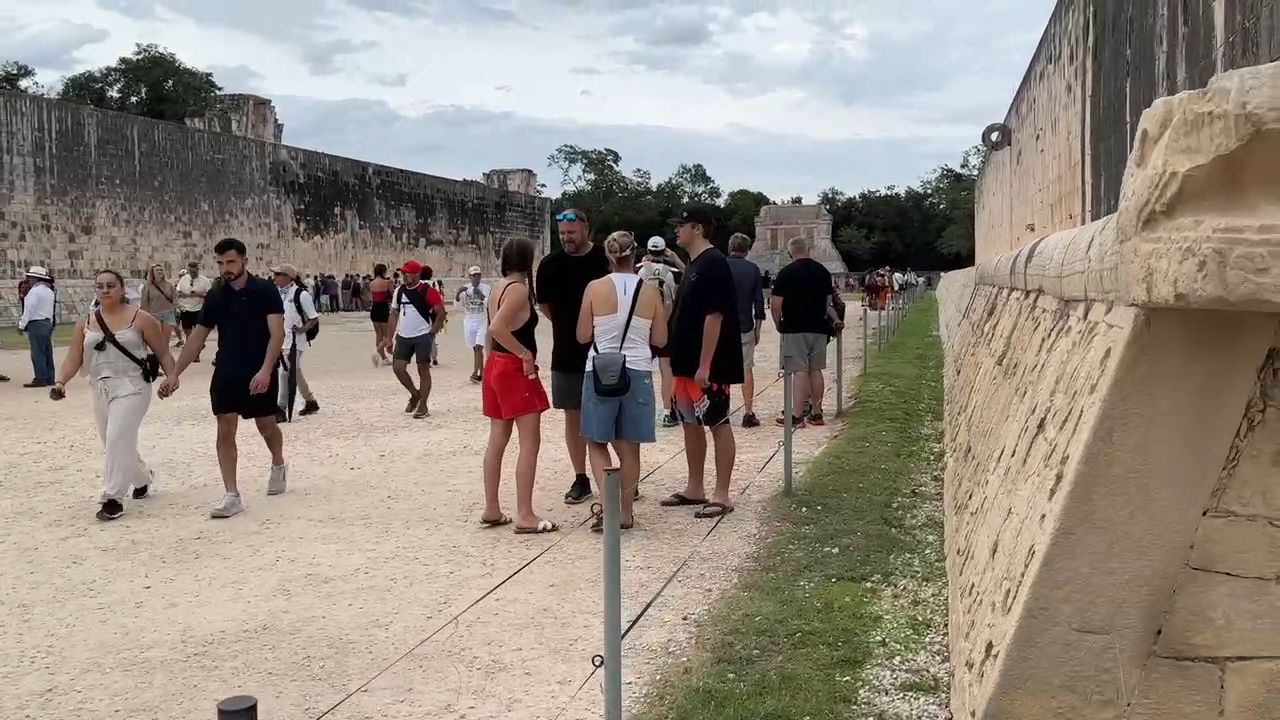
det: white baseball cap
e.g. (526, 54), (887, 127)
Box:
(467, 266), (482, 275)
(647, 236), (666, 252)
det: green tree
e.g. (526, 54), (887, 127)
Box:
(721, 188), (773, 238)
(656, 162), (723, 205)
(58, 43), (221, 122)
(0, 61), (42, 94)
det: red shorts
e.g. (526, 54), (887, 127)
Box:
(482, 352), (550, 420)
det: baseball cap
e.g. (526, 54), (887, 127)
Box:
(647, 236), (666, 252)
(468, 265), (482, 275)
(669, 204), (715, 228)
(401, 259), (422, 275)
(271, 263), (300, 279)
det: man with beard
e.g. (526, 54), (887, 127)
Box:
(159, 238), (288, 519)
(536, 208), (611, 504)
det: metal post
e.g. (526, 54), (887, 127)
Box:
(782, 370), (794, 495)
(861, 305), (869, 375)
(835, 329), (844, 417)
(602, 467), (623, 720)
(877, 308), (884, 351)
(217, 696), (258, 720)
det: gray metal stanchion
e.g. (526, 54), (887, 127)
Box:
(783, 369), (794, 495)
(835, 329), (844, 417)
(877, 308), (884, 351)
(217, 696), (257, 720)
(862, 305), (869, 375)
(602, 467), (623, 720)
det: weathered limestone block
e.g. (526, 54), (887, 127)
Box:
(1158, 569), (1280, 658)
(1127, 659), (1221, 720)
(1189, 516), (1280, 579)
(973, 62), (1280, 311)
(1225, 661), (1280, 720)
(1216, 412), (1280, 519)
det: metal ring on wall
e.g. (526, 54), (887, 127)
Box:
(981, 123), (1012, 151)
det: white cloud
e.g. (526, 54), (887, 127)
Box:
(1, 20), (110, 70)
(4, 0), (1056, 197)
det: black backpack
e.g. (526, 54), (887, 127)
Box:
(294, 287), (320, 342)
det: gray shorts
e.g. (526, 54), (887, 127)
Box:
(780, 332), (828, 371)
(741, 331), (757, 370)
(552, 371), (585, 410)
(393, 333), (435, 364)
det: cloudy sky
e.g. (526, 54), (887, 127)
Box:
(4, 0), (1054, 199)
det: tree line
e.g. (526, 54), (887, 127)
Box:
(4, 45), (979, 270)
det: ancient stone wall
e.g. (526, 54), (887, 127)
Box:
(0, 91), (549, 323)
(749, 204), (848, 277)
(975, 0), (1280, 262)
(941, 60), (1280, 720)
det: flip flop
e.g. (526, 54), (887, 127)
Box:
(659, 492), (707, 507)
(590, 515), (635, 532)
(479, 513), (512, 527)
(694, 502), (735, 519)
(514, 519), (560, 534)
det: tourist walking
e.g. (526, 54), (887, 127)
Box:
(176, 261), (211, 360)
(140, 264), (178, 349)
(481, 237), (556, 534)
(385, 259), (446, 419)
(536, 208), (611, 504)
(579, 231), (668, 531)
(421, 265), (443, 367)
(726, 233), (765, 427)
(638, 235), (681, 427)
(17, 265), (56, 388)
(456, 265), (490, 383)
(272, 264), (321, 421)
(771, 237), (840, 427)
(50, 269), (175, 521)
(660, 206), (743, 519)
(369, 263), (393, 366)
(158, 238), (288, 519)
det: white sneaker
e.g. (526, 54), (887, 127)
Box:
(267, 463), (288, 496)
(371, 352), (382, 368)
(210, 492), (244, 518)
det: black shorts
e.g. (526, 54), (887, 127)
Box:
(210, 372), (280, 419)
(370, 300), (390, 323)
(179, 310), (201, 330)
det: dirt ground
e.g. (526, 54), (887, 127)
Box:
(0, 306), (871, 720)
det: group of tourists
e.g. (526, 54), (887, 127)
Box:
(862, 266), (922, 310)
(19, 203), (849, 530)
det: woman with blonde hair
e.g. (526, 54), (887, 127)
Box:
(140, 263), (177, 348)
(576, 230), (668, 531)
(51, 269), (177, 521)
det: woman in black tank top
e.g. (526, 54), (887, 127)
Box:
(480, 238), (557, 534)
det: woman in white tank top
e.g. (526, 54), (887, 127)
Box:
(50, 269), (177, 522)
(576, 231), (669, 530)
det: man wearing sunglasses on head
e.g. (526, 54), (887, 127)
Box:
(536, 208), (611, 504)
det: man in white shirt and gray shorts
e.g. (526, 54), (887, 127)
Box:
(456, 265), (490, 383)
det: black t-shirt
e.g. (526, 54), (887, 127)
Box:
(535, 243), (610, 372)
(772, 258), (833, 335)
(199, 274), (285, 377)
(669, 248), (744, 385)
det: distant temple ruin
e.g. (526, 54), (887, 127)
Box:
(748, 204), (848, 278)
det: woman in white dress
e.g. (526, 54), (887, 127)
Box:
(51, 270), (177, 521)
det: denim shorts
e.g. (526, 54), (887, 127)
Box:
(580, 368), (656, 444)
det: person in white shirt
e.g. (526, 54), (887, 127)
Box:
(455, 265), (490, 383)
(175, 261), (212, 360)
(384, 259), (446, 419)
(271, 263), (321, 421)
(637, 236), (682, 426)
(17, 266), (57, 388)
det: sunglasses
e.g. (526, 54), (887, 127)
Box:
(555, 210), (586, 223)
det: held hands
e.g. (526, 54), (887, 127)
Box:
(49, 382), (66, 401)
(158, 376), (180, 398)
(694, 365), (711, 389)
(248, 370), (271, 395)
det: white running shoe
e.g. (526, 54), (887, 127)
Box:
(268, 463), (288, 496)
(371, 352), (382, 368)
(210, 492), (244, 518)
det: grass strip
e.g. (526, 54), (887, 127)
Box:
(637, 296), (946, 720)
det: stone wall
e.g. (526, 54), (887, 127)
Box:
(749, 204), (848, 277)
(0, 91), (549, 323)
(975, 0), (1280, 262)
(941, 60), (1280, 719)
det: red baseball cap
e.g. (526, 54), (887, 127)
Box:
(401, 259), (422, 274)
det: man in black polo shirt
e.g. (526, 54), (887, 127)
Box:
(159, 238), (288, 519)
(536, 208), (611, 504)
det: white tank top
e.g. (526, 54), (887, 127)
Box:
(586, 274), (653, 373)
(84, 315), (149, 382)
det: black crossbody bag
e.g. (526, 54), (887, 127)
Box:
(590, 283), (642, 398)
(94, 310), (161, 383)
